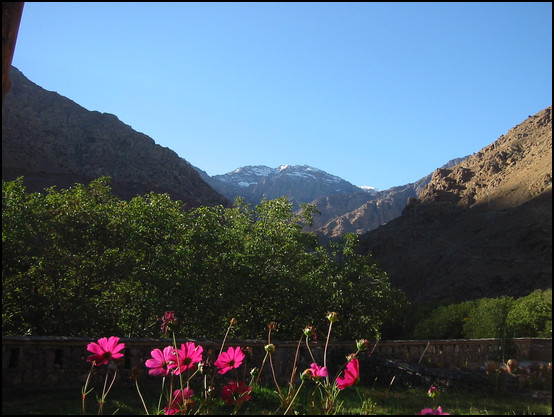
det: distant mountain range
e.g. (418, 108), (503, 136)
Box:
(2, 65), (471, 240)
(194, 164), (374, 207)
(6, 64), (461, 239)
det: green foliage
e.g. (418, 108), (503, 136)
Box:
(507, 288), (552, 337)
(411, 300), (477, 340)
(462, 296), (515, 340)
(400, 290), (552, 342)
(2, 177), (406, 340)
(463, 296), (519, 361)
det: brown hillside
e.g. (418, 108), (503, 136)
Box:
(358, 106), (552, 304)
(2, 66), (230, 208)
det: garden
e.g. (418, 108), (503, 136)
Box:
(2, 177), (552, 414)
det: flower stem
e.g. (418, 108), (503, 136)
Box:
(81, 362), (95, 415)
(98, 370), (110, 415)
(269, 349), (283, 399)
(135, 378), (149, 415)
(219, 318), (235, 355)
(255, 352), (269, 386)
(98, 368), (118, 415)
(157, 376), (166, 413)
(305, 337), (316, 363)
(323, 321), (333, 385)
(283, 380), (304, 415)
(288, 334), (304, 395)
(171, 331), (186, 397)
(265, 323), (283, 399)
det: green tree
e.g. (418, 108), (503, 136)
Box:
(323, 233), (408, 340)
(462, 296), (514, 339)
(507, 288), (552, 337)
(2, 177), (48, 335)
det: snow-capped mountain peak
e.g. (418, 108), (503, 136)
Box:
(203, 164), (372, 208)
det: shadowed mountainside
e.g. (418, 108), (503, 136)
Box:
(2, 66), (230, 208)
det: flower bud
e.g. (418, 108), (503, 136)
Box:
(326, 312), (339, 323)
(300, 369), (313, 381)
(356, 339), (370, 352)
(159, 311), (179, 335)
(264, 344), (275, 354)
(303, 325), (316, 339)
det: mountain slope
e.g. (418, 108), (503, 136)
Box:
(2, 66), (230, 207)
(358, 105), (552, 304)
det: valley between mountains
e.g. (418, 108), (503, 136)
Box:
(2, 65), (551, 304)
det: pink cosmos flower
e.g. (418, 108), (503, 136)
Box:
(221, 380), (252, 406)
(214, 346), (246, 375)
(164, 387), (195, 415)
(171, 342), (203, 375)
(418, 406), (450, 415)
(86, 336), (125, 366)
(336, 358), (360, 390)
(145, 345), (175, 376)
(309, 363), (328, 380)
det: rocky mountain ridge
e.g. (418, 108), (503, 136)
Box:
(197, 157), (467, 239)
(358, 105), (552, 304)
(2, 66), (230, 207)
(310, 157), (466, 238)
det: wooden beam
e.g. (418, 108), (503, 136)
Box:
(2, 2), (25, 105)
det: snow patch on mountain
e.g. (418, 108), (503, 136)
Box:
(360, 185), (378, 193)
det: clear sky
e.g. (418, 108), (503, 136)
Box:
(10, 2), (552, 190)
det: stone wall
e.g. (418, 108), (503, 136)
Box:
(2, 336), (551, 392)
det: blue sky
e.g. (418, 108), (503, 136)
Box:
(10, 2), (552, 190)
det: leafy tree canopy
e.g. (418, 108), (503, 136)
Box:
(2, 177), (406, 341)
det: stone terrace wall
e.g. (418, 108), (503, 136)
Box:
(373, 338), (552, 367)
(2, 336), (551, 391)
